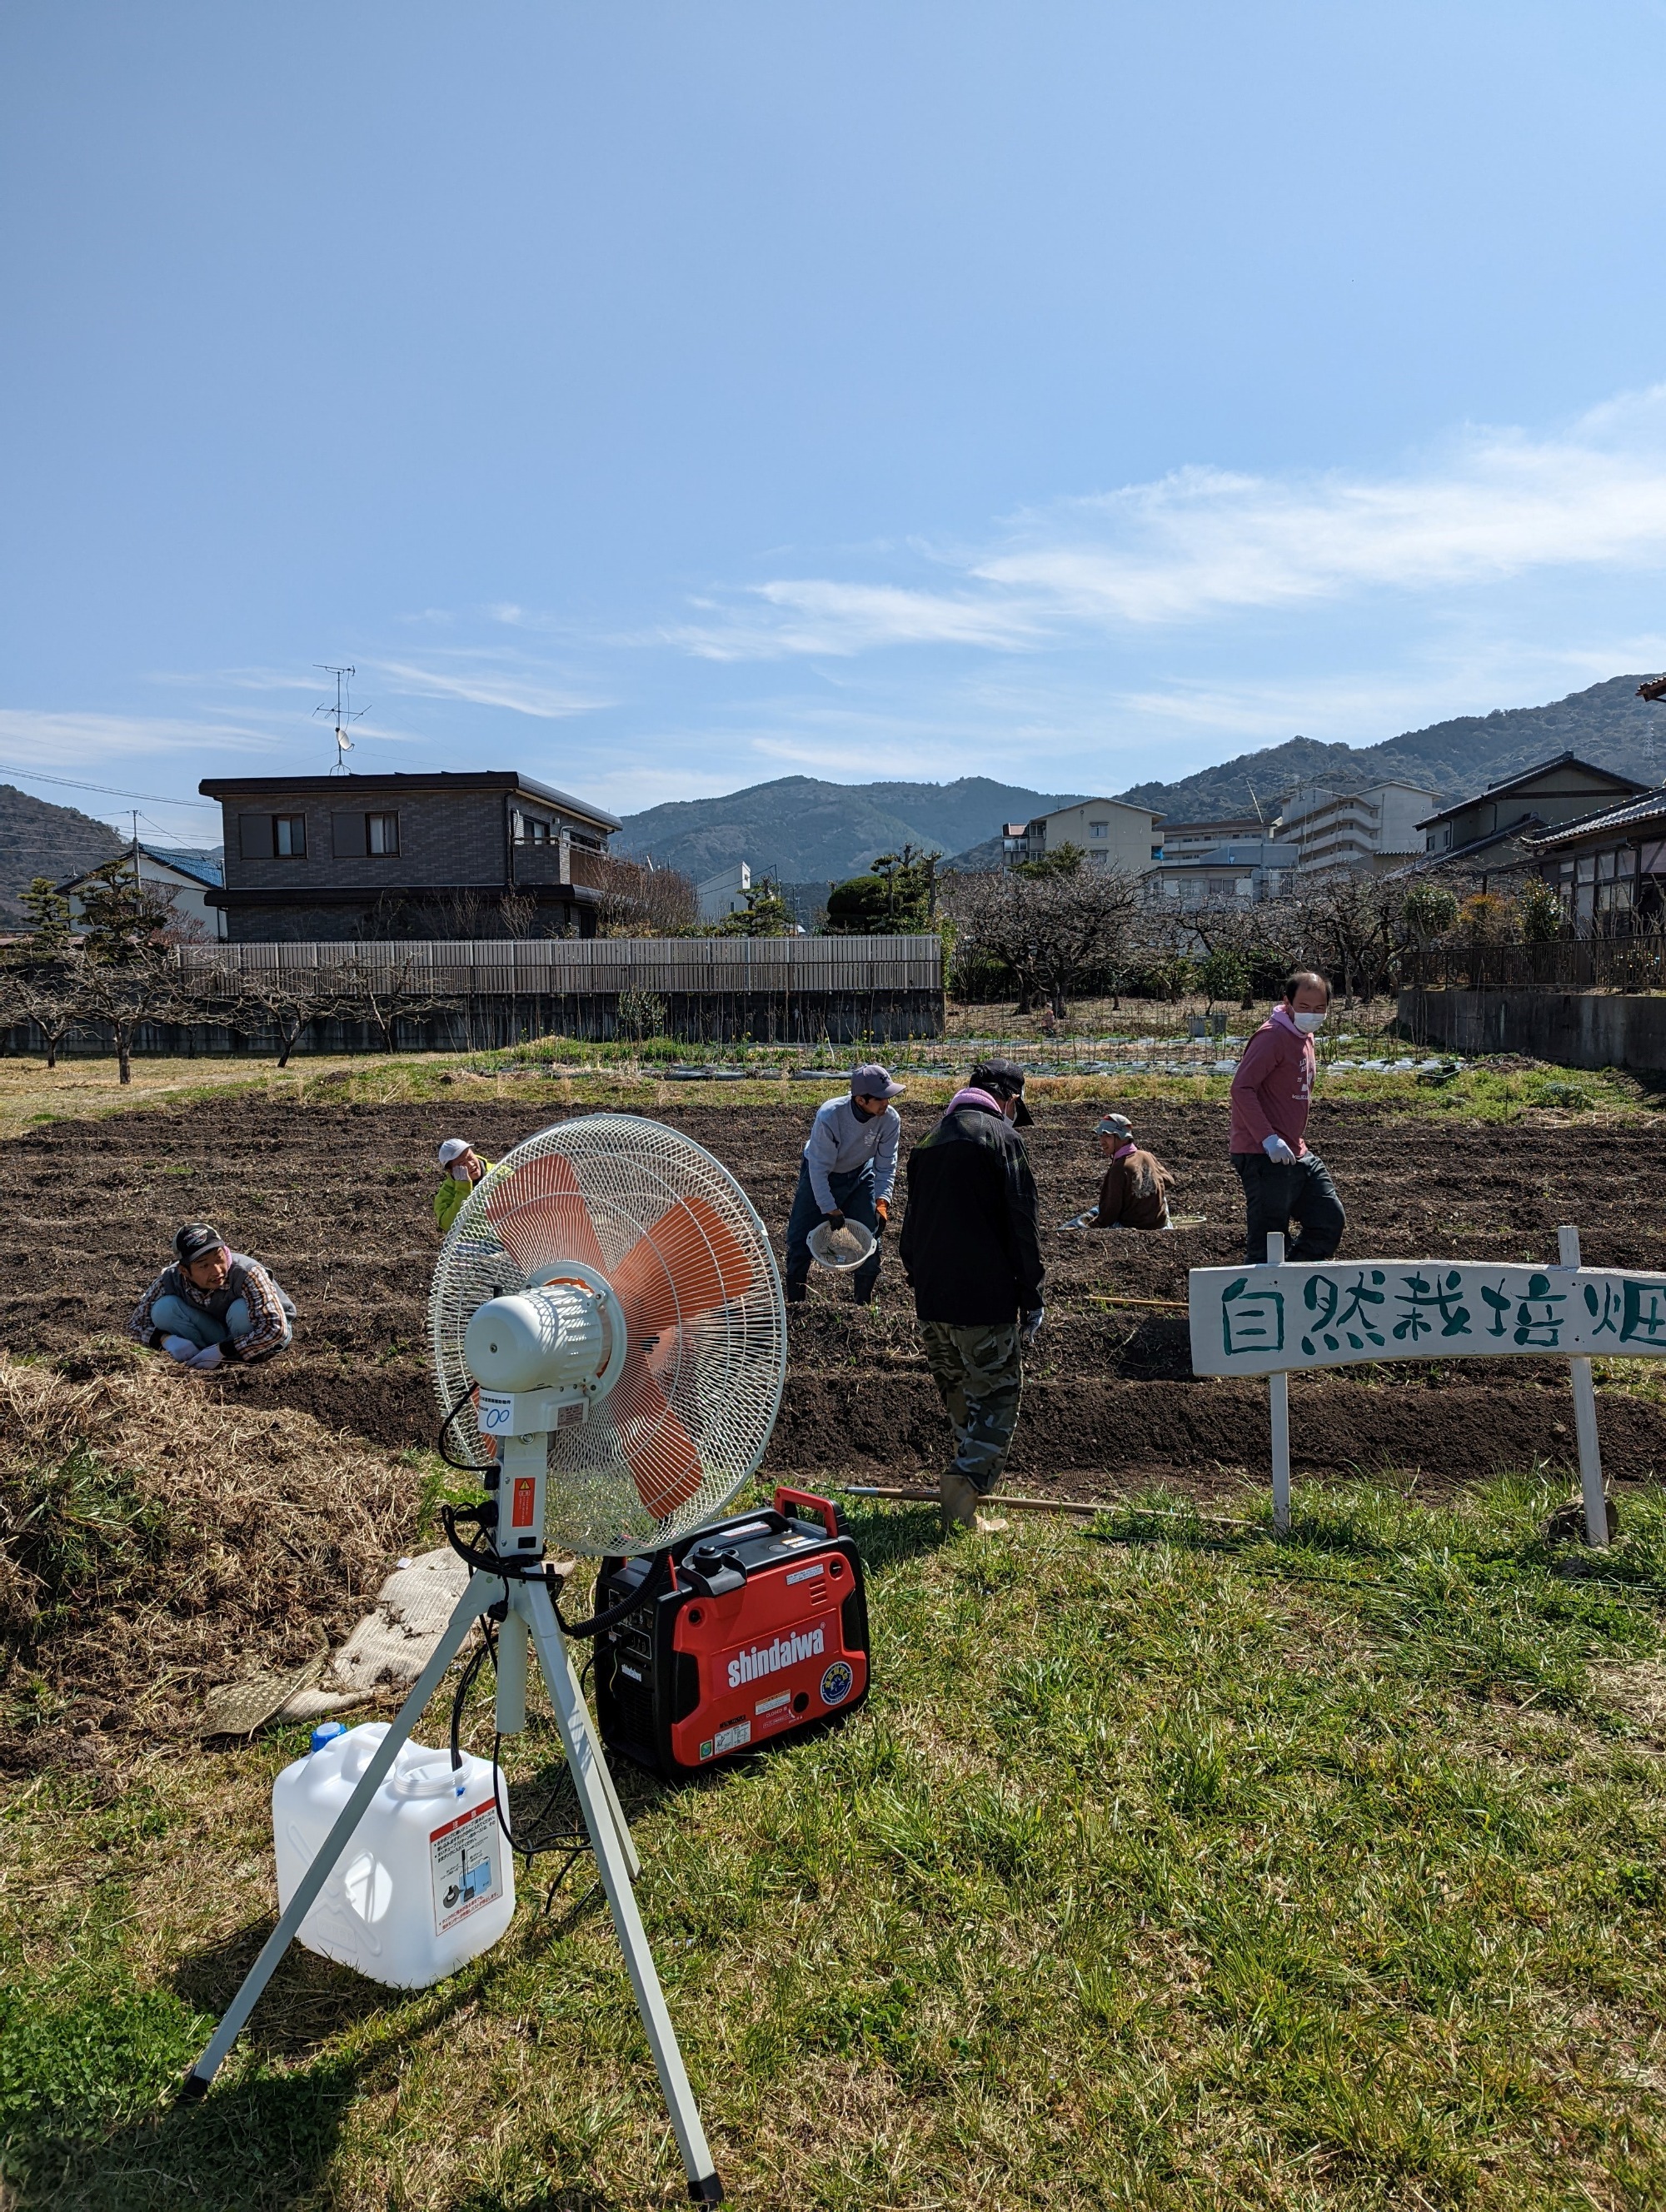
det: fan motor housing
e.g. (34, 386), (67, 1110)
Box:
(594, 1488), (870, 1780)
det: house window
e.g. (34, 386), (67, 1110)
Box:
(274, 815), (306, 857)
(1090, 821), (1108, 838)
(367, 812), (399, 856)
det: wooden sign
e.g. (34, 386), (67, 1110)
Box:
(1190, 1260), (1666, 1378)
(1187, 1228), (1622, 1547)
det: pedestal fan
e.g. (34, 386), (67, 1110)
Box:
(182, 1114), (789, 2205)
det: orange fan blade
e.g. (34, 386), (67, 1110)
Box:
(484, 1149), (608, 1276)
(610, 1351), (704, 1517)
(609, 1195), (755, 1340)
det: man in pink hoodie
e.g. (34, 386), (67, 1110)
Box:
(1227, 970), (1346, 1265)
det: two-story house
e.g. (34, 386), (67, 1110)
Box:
(198, 770), (621, 941)
(1413, 753), (1648, 880)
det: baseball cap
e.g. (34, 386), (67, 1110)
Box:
(436, 1137), (474, 1167)
(850, 1063), (905, 1100)
(970, 1058), (1034, 1126)
(1096, 1113), (1134, 1140)
(174, 1222), (226, 1265)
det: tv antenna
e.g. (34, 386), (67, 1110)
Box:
(315, 665), (367, 774)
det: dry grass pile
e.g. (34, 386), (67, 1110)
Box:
(0, 1345), (414, 1769)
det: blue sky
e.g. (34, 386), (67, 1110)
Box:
(6, 2), (1666, 847)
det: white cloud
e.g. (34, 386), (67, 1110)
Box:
(0, 709), (276, 761)
(372, 656), (608, 720)
(671, 578), (1046, 661)
(990, 390), (1666, 623)
(678, 385), (1666, 660)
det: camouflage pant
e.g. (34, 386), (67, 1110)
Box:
(919, 1320), (1024, 1495)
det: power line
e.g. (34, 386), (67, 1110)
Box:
(0, 762), (219, 810)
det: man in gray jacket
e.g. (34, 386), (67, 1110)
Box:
(784, 1064), (905, 1304)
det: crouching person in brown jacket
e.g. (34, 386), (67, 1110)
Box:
(1087, 1114), (1174, 1230)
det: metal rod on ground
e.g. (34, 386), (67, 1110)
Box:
(1266, 1230), (1292, 1536)
(839, 1486), (1259, 1529)
(1559, 1223), (1611, 1550)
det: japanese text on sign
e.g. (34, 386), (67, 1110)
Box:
(1190, 1262), (1666, 1377)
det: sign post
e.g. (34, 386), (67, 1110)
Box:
(1558, 1224), (1610, 1548)
(1266, 1231), (1291, 1534)
(1186, 1226), (1650, 1547)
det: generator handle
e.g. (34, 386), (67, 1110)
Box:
(774, 1485), (840, 1539)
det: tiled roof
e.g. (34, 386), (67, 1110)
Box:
(146, 847), (224, 888)
(1529, 789), (1666, 851)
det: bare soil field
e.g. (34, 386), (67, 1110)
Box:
(7, 1089), (1666, 1502)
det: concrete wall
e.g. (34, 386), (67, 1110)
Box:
(1400, 987), (1666, 1071)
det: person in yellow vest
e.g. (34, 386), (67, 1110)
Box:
(434, 1138), (495, 1233)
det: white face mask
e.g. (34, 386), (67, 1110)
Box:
(450, 1162), (473, 1182)
(1292, 1009), (1325, 1034)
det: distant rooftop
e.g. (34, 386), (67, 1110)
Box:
(1414, 751), (1648, 831)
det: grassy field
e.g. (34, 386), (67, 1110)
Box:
(5, 1478), (1666, 2209)
(0, 1039), (1654, 1140)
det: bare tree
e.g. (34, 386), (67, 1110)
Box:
(1289, 871), (1424, 1004)
(0, 957), (86, 1069)
(223, 964), (355, 1068)
(591, 855), (699, 937)
(71, 952), (181, 1084)
(333, 948), (460, 1053)
(498, 889), (538, 939)
(945, 862), (1140, 1019)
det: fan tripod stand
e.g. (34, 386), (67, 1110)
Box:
(181, 1551), (725, 2206)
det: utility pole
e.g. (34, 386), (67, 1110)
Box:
(316, 665), (367, 773)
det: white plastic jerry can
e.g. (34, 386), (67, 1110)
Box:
(271, 1722), (516, 1988)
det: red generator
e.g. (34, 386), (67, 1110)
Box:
(593, 1487), (870, 1780)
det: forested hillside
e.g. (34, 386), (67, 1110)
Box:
(0, 785), (122, 920)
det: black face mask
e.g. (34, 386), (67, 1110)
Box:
(851, 1096), (881, 1119)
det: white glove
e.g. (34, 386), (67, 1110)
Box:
(1020, 1307), (1045, 1348)
(187, 1343), (224, 1371)
(1262, 1135), (1297, 1165)
(161, 1334), (198, 1363)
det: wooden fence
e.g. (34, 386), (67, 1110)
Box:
(14, 934), (942, 1055)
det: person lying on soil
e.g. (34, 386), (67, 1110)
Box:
(898, 1058), (1044, 1533)
(784, 1063), (904, 1308)
(129, 1221), (297, 1372)
(1228, 971), (1346, 1265)
(433, 1137), (496, 1233)
(1087, 1113), (1174, 1230)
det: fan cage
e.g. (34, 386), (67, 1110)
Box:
(429, 1113), (786, 1556)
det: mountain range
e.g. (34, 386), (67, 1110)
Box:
(612, 775), (1085, 884)
(7, 675), (1664, 914)
(618, 675), (1666, 877)
(1111, 673), (1666, 827)
(0, 785), (123, 922)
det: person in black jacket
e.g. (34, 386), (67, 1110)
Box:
(899, 1058), (1045, 1530)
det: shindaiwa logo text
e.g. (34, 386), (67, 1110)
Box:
(726, 1627), (825, 1689)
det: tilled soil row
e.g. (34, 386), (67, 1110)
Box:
(10, 1092), (1666, 1496)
